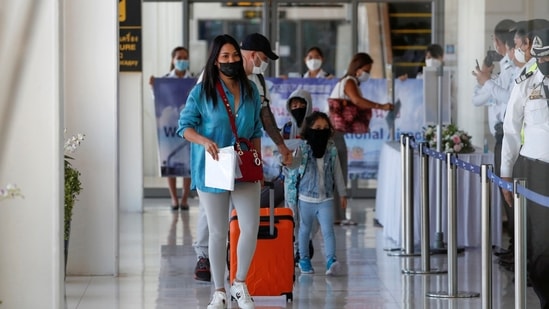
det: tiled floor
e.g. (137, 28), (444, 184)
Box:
(65, 197), (541, 309)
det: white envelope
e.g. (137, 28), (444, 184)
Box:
(205, 146), (236, 191)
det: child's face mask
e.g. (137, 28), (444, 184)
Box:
(307, 129), (331, 158)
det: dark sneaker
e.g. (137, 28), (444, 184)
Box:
(194, 257), (211, 282)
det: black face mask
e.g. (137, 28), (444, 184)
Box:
(537, 61), (549, 76)
(291, 108), (307, 127)
(219, 61), (242, 79)
(307, 129), (331, 158)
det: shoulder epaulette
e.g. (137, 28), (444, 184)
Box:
(515, 63), (538, 84)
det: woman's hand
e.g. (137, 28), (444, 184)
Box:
(341, 197), (347, 209)
(203, 139), (219, 161)
(380, 103), (394, 111)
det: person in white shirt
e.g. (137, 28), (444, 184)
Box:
(500, 20), (549, 308)
(303, 46), (334, 78)
(149, 46), (194, 212)
(328, 52), (393, 225)
(471, 19), (517, 257)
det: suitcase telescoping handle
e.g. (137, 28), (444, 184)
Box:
(263, 180), (276, 236)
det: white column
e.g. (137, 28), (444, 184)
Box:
(142, 2), (183, 184)
(0, 1), (63, 308)
(456, 0), (487, 147)
(119, 73), (144, 213)
(64, 0), (118, 275)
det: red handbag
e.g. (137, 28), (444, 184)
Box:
(328, 98), (372, 133)
(216, 82), (263, 182)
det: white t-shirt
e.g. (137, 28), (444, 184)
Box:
(328, 76), (361, 99)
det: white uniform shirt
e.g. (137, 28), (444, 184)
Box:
(303, 69), (329, 78)
(471, 55), (516, 136)
(165, 69), (193, 78)
(501, 65), (549, 177)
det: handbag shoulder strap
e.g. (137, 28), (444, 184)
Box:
(215, 82), (238, 140)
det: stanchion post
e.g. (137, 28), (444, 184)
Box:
(481, 164), (493, 309)
(420, 142), (431, 269)
(389, 134), (420, 257)
(405, 134), (414, 255)
(514, 179), (527, 309)
(426, 153), (479, 298)
(402, 142), (446, 274)
(400, 133), (407, 251)
(447, 153), (458, 295)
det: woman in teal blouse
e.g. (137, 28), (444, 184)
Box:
(177, 34), (262, 309)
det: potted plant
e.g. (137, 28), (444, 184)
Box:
(64, 132), (84, 270)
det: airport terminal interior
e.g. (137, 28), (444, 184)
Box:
(3, 0), (549, 308)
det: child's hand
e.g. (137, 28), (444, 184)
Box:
(341, 197), (347, 209)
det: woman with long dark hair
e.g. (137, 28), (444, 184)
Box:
(177, 34), (262, 309)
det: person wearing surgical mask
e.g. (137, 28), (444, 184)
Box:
(303, 46), (334, 78)
(471, 19), (519, 269)
(148, 46), (194, 212)
(328, 52), (393, 225)
(239, 33), (293, 165)
(412, 44), (444, 80)
(500, 21), (549, 307)
(425, 44), (444, 67)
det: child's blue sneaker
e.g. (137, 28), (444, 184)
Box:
(326, 258), (340, 276)
(298, 258), (314, 274)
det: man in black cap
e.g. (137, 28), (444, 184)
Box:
(240, 33), (292, 165)
(501, 22), (549, 308)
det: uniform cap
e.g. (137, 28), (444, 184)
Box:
(531, 27), (549, 58)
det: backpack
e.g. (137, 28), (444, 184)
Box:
(285, 143), (338, 208)
(256, 74), (268, 104)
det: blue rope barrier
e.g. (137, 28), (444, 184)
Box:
(409, 141), (549, 208)
(516, 182), (549, 207)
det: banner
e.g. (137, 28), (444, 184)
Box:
(151, 77), (425, 181)
(261, 78), (424, 180)
(152, 78), (197, 177)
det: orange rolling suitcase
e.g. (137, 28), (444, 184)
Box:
(228, 181), (295, 301)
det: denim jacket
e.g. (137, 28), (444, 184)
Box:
(287, 141), (347, 203)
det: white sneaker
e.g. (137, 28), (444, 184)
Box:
(230, 281), (255, 309)
(207, 291), (227, 309)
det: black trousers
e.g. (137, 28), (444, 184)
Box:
(515, 155), (549, 308)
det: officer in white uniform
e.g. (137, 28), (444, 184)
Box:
(501, 23), (549, 308)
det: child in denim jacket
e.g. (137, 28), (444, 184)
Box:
(284, 111), (347, 275)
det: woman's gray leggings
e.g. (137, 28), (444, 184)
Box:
(197, 182), (260, 289)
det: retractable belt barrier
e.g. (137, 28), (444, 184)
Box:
(393, 136), (549, 309)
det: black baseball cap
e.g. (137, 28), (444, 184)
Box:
(240, 33), (279, 60)
(532, 27), (549, 58)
